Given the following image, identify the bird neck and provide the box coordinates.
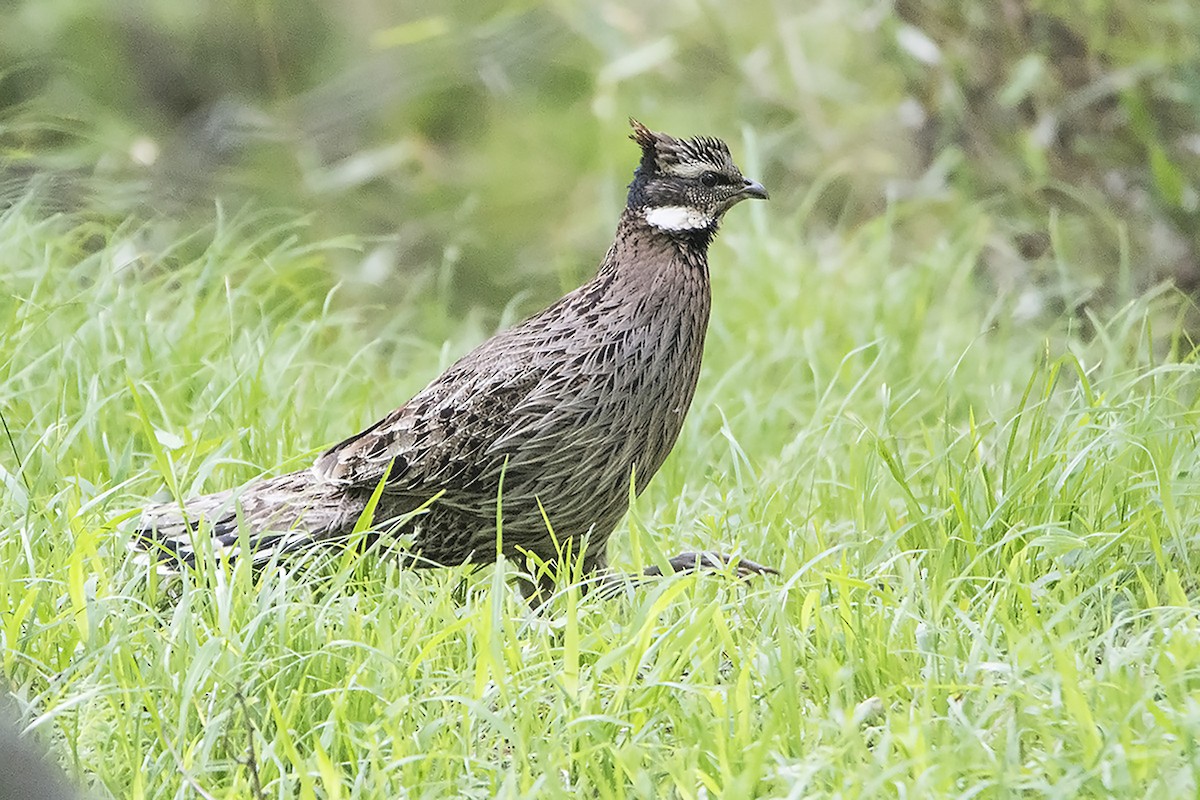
[618,206,717,261]
[576,211,712,313]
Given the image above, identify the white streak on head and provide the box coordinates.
[661,161,712,178]
[644,205,713,231]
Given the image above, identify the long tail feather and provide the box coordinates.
[133,469,367,571]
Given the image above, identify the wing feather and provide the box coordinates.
[312,353,543,496]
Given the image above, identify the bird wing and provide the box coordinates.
[313,280,602,501]
[312,347,544,499]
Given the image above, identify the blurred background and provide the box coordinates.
[1,0,1198,321]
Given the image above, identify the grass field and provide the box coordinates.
[4,140,1200,798]
[3,4,1200,791]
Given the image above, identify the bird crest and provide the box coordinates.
[629,118,732,177]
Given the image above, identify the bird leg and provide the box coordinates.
[517,548,779,608]
[645,551,780,578]
[544,550,778,605]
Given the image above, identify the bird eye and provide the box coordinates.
[700,171,722,188]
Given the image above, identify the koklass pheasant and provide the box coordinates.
[137,119,775,584]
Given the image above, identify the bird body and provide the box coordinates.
[137,120,772,579]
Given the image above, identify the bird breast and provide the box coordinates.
[494,239,713,533]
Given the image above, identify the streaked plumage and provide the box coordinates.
[136,119,775,582]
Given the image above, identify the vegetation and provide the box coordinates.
[3,0,1200,797]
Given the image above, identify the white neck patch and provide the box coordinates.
[644,205,713,231]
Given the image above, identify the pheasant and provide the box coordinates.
[136,119,776,588]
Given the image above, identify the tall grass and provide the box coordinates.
[4,171,1200,797]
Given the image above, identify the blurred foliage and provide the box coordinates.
[894,0,1200,318]
[0,0,1197,322]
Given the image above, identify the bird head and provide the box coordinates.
[626,118,768,235]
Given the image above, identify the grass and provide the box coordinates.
[4,170,1200,799]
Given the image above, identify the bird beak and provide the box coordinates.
[740,178,769,200]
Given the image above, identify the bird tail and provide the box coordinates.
[132,469,367,572]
